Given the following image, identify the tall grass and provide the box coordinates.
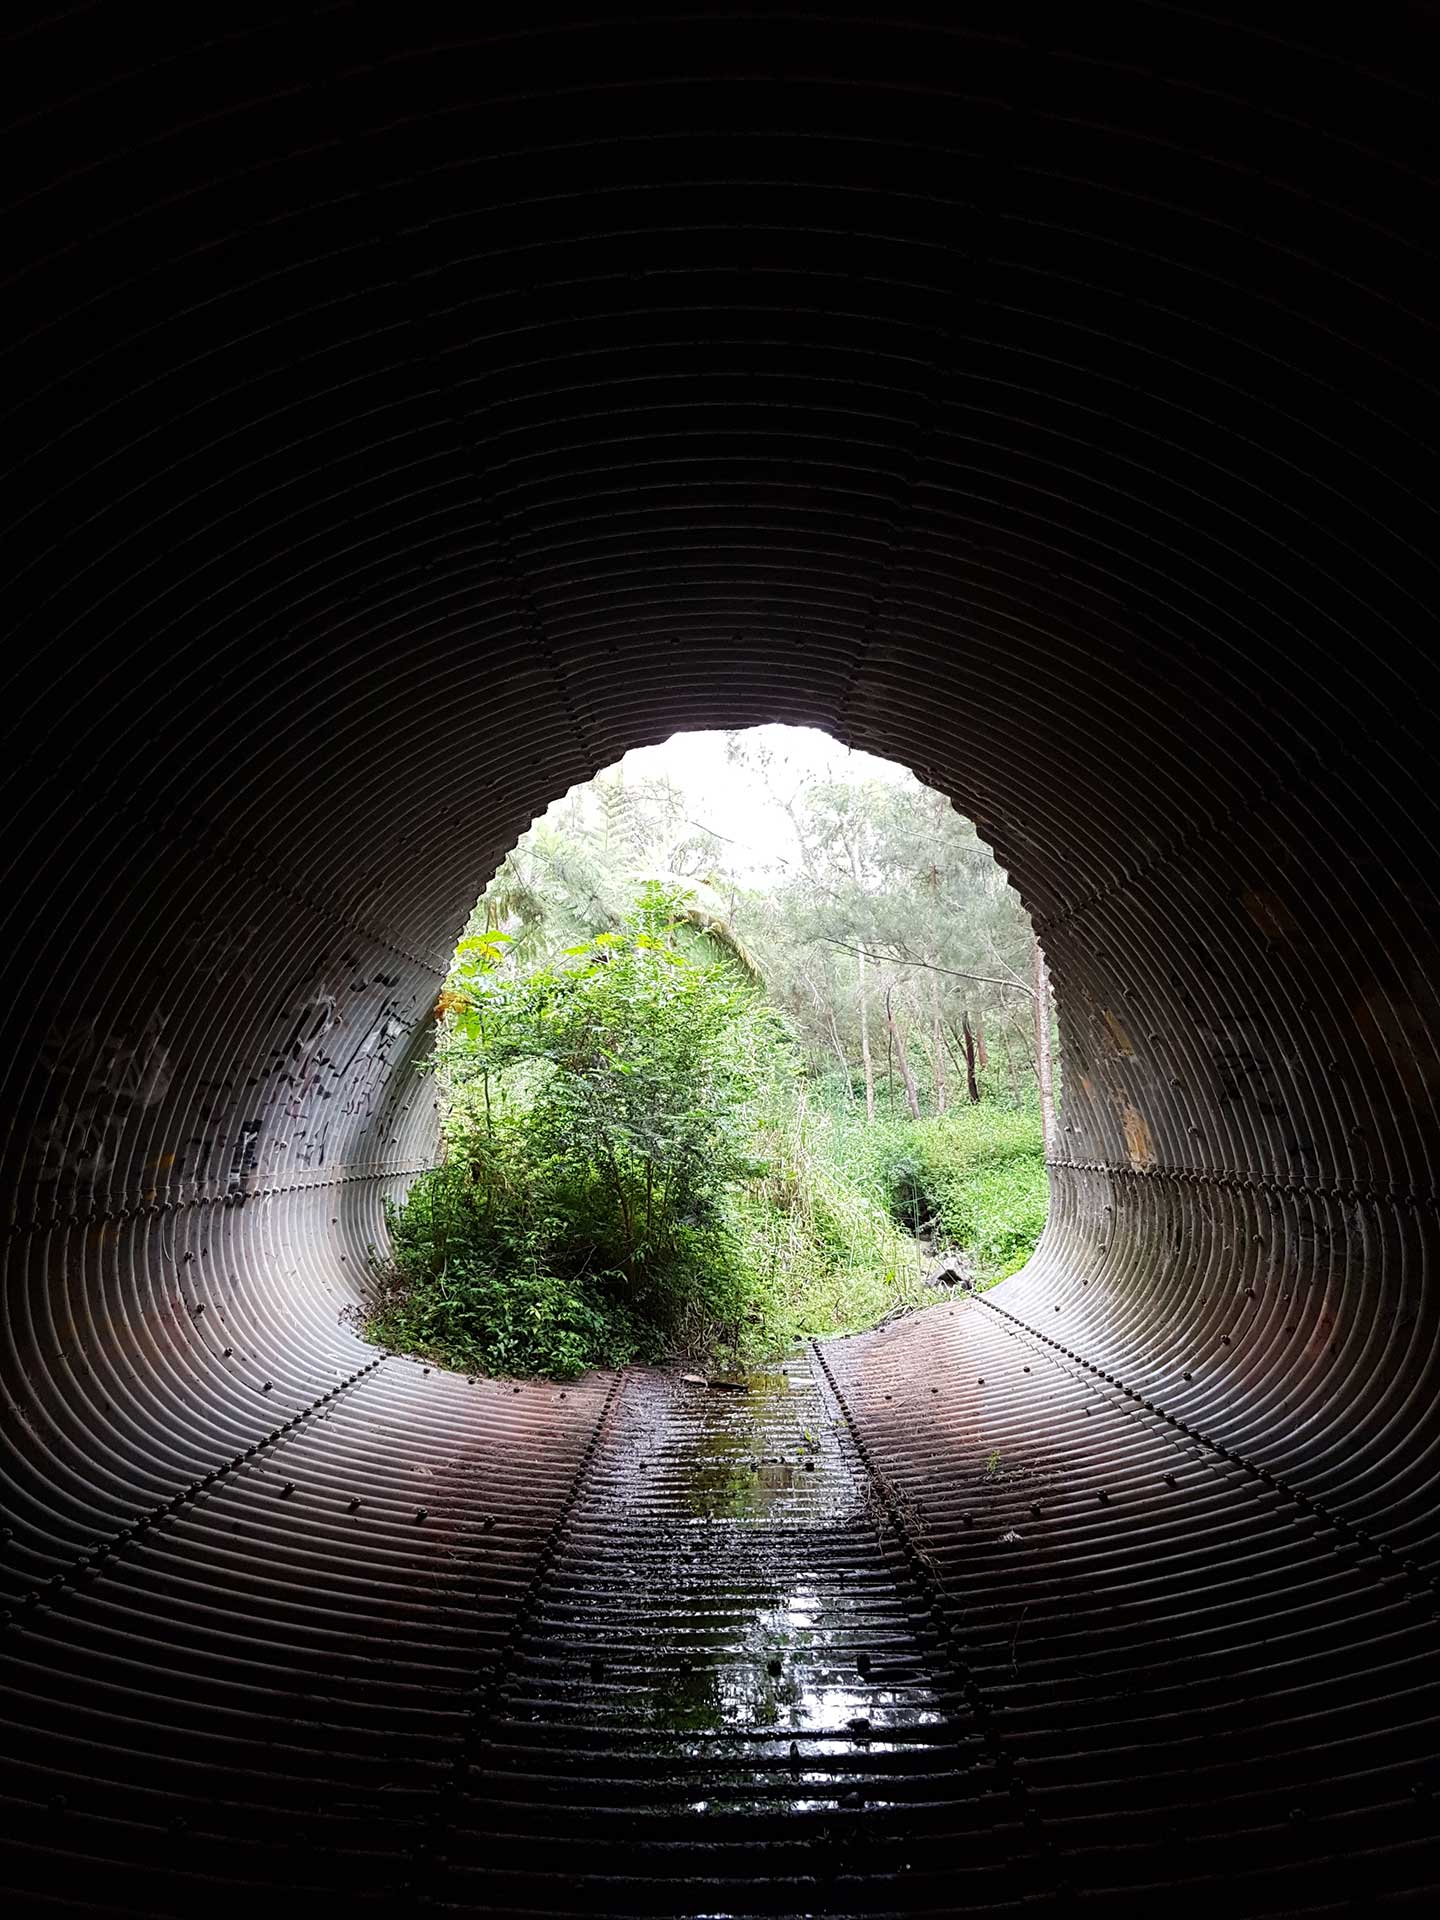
[722,1083,1049,1348]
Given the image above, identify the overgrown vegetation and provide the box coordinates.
[367,731,1056,1379]
[877,1104,1051,1281]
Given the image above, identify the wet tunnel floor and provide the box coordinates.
[436,1353,1005,1916]
[6,1306,1438,1915]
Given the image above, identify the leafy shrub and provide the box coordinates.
[367,1163,657,1379]
[366,889,1049,1379]
[367,888,791,1377]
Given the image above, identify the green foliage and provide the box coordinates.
[797,1090,1048,1286]
[368,888,792,1378]
[917,1105,1052,1282]
[370,1167,651,1378]
[369,730,1054,1380]
[722,1088,929,1346]
[887,1102,1049,1281]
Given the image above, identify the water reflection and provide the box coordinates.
[612,1363,943,1812]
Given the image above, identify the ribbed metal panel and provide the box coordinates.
[824,1300,1440,1909]
[432,1361,988,1914]
[1,1358,612,1911]
[3,5,1440,1909]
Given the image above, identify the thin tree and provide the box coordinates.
[837,815,878,1123]
[929,967,948,1113]
[925,835,948,1113]
[886,982,923,1121]
[961,1011,982,1104]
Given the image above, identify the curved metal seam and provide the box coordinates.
[0,1355,389,1635]
[973,1293,1437,1603]
[450,458,604,778]
[12,1163,435,1236]
[1047,1160,1435,1208]
[836,335,956,732]
[809,1336,1058,1887]
[398,1362,630,1904]
[57,774,450,976]
[1031,740,1330,941]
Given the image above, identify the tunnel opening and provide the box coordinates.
[365,723,1058,1383]
[4,7,1440,1911]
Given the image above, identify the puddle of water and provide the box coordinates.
[674,1367,836,1520]
[595,1364,942,1765]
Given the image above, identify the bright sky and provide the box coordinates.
[590,726,916,882]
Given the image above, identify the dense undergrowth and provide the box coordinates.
[366,890,1048,1379]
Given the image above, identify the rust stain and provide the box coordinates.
[1100,1009,1135,1056]
[1120,1101,1153,1168]
[142,1150,176,1205]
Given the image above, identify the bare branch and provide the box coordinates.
[817,938,1036,997]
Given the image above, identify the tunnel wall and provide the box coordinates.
[3,4,1440,1904]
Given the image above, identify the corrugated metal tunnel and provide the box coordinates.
[3,6,1439,1911]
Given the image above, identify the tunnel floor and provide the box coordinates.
[443,1355,970,1914]
[4,1297,1437,1914]
[411,1296,1440,1915]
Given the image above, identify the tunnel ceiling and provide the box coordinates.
[4,4,1440,1911]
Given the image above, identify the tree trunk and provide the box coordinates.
[925,828,948,1115]
[886,985,923,1120]
[833,817,878,1125]
[856,945,876,1122]
[1001,1024,1021,1105]
[928,966,948,1113]
[961,1011,982,1103]
[975,1013,989,1071]
[827,1008,856,1101]
[1032,934,1057,1156]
